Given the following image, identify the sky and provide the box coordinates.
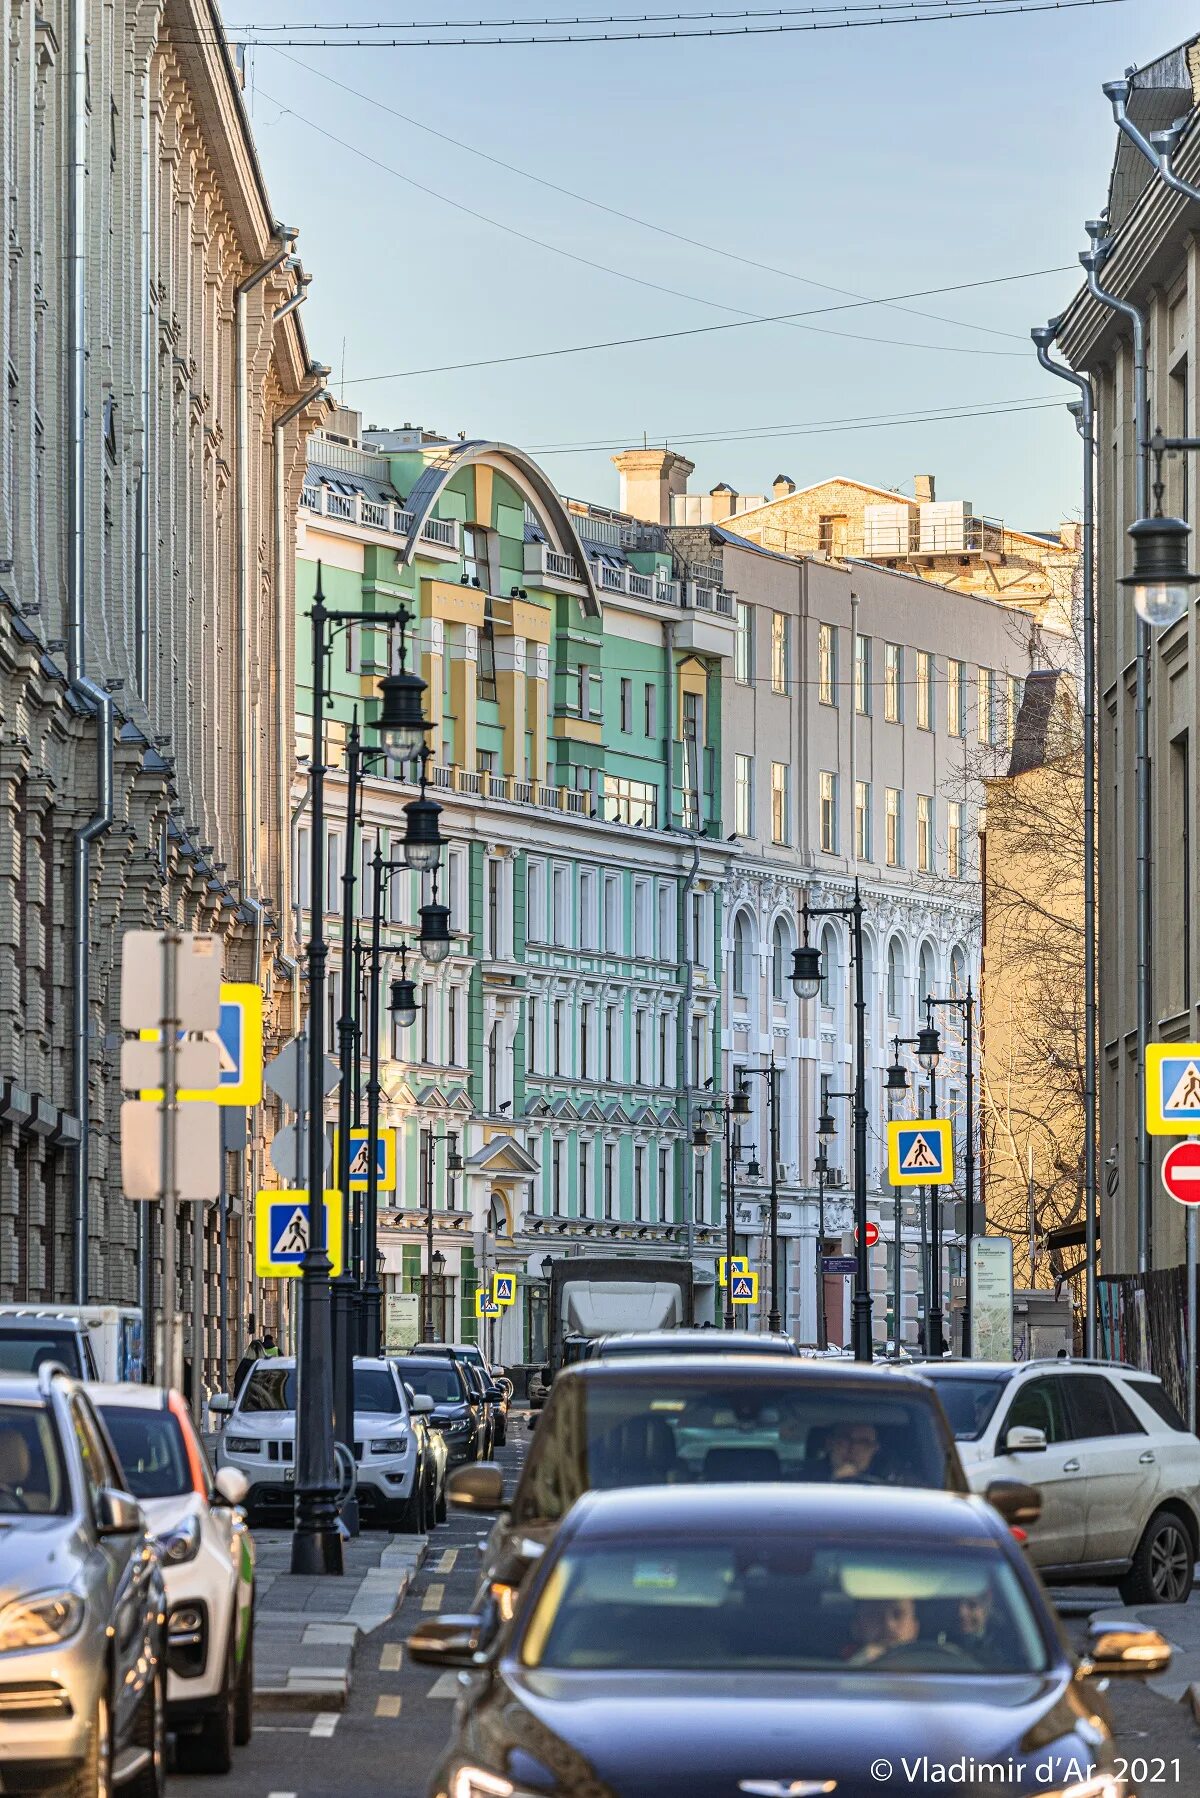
[238,0,1194,528]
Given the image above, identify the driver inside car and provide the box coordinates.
[845,1596,920,1665]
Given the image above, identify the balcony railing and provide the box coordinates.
[684,580,736,616]
[409,765,598,819]
[589,557,683,607]
[300,482,459,552]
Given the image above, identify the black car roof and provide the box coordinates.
[555,1355,936,1392]
[567,1482,1002,1544]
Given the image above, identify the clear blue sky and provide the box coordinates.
[242,0,1194,527]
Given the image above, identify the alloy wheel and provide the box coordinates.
[1150,1520,1193,1602]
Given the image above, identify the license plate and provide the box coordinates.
[282,1468,295,1482]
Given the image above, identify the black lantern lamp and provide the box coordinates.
[916,1023,941,1074]
[431,1249,446,1277]
[446,1132,464,1175]
[402,752,445,872]
[817,1109,835,1145]
[418,870,452,965]
[692,1122,711,1151]
[790,938,822,1001]
[389,946,419,1029]
[1121,512,1198,628]
[746,1157,763,1181]
[885,1056,908,1095]
[730,1084,752,1118]
[541,1254,554,1279]
[375,666,431,760]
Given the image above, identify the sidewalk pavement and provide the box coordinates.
[253,1528,427,1711]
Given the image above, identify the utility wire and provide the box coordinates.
[232,0,1097,30]
[271,48,1025,346]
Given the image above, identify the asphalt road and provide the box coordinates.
[175,1419,1200,1798]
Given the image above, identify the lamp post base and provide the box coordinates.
[767,1309,781,1334]
[290,1509,344,1576]
[330,1274,360,1536]
[927,1308,946,1358]
[851,1294,874,1363]
[362,1278,382,1357]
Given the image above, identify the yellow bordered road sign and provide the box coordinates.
[887,1119,954,1186]
[730,1272,758,1304]
[718,1256,750,1288]
[1146,1043,1200,1135]
[492,1273,517,1306]
[142,983,264,1107]
[476,1290,502,1318]
[255,1190,343,1278]
[335,1127,397,1191]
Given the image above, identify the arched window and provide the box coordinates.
[919,942,936,1006]
[887,939,903,1019]
[950,944,968,995]
[771,918,792,1001]
[819,924,837,1010]
[732,913,751,997]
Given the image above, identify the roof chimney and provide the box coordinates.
[708,482,738,523]
[773,474,796,500]
[914,474,936,505]
[611,447,696,525]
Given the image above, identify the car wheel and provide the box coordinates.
[394,1485,424,1533]
[127,1667,166,1798]
[176,1638,235,1776]
[1119,1510,1195,1605]
[234,1608,254,1747]
[48,1689,112,1798]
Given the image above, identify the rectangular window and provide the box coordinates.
[658,1145,671,1223]
[884,643,902,723]
[579,1141,591,1218]
[603,775,658,828]
[448,986,461,1065]
[735,603,754,684]
[477,614,498,703]
[771,612,790,694]
[325,830,343,913]
[580,1003,591,1078]
[526,859,546,942]
[978,668,994,744]
[947,658,965,737]
[917,795,934,872]
[635,1146,647,1220]
[885,788,902,868]
[605,1004,617,1080]
[734,753,753,837]
[603,875,621,950]
[551,864,570,946]
[819,771,838,854]
[1006,674,1024,749]
[915,650,933,730]
[604,1144,615,1219]
[658,1012,671,1085]
[854,634,871,715]
[771,762,791,846]
[633,880,652,957]
[635,1014,645,1084]
[657,882,676,959]
[552,1139,564,1216]
[553,1000,565,1075]
[619,678,633,733]
[818,514,849,557]
[580,869,598,949]
[644,682,658,737]
[947,801,965,879]
[854,780,871,862]
[818,623,837,706]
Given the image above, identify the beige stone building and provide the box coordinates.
[615,452,1079,635]
[0,0,327,1370]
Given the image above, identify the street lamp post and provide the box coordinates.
[792,881,872,1361]
[925,985,976,1355]
[293,566,428,1578]
[422,1126,462,1340]
[694,1084,751,1331]
[813,1147,829,1351]
[736,1066,781,1332]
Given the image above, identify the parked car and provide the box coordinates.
[450,1356,1039,1618]
[0,1313,100,1381]
[214,1357,435,1531]
[0,1365,166,1798]
[92,1382,255,1774]
[410,1344,509,1447]
[412,1483,1165,1798]
[396,1357,480,1468]
[397,1375,448,1525]
[919,1357,1200,1603]
[589,1328,800,1361]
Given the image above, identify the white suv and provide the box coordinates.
[215,1357,431,1531]
[922,1359,1200,1603]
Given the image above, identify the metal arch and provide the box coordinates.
[398,439,602,617]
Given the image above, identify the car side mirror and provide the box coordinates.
[209,1393,233,1416]
[1002,1425,1047,1454]
[1079,1623,1172,1679]
[984,1479,1042,1529]
[448,1462,505,1512]
[484,1385,505,1403]
[213,1466,250,1507]
[96,1488,145,1537]
[410,1394,435,1416]
[407,1614,487,1668]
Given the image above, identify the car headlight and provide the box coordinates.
[156,1514,202,1566]
[369,1437,408,1455]
[0,1591,84,1651]
[449,1769,514,1798]
[225,1436,261,1454]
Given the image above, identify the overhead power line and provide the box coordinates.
[231,0,1105,29]
[271,48,1026,346]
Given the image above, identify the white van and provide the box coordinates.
[0,1303,144,1381]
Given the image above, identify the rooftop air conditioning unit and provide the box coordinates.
[824,1166,845,1188]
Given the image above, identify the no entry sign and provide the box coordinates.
[854,1221,880,1248]
[1161,1140,1200,1205]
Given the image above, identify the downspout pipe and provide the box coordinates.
[1105,75,1200,207]
[236,226,297,905]
[1081,236,1152,1275]
[68,0,114,1304]
[1031,321,1098,1354]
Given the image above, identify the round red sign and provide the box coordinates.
[1162,1140,1200,1205]
[854,1221,881,1247]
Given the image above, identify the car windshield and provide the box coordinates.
[0,1330,83,1379]
[520,1539,1047,1675]
[0,1403,69,1515]
[99,1406,191,1499]
[402,1364,463,1403]
[240,1367,400,1415]
[921,1376,1007,1441]
[514,1378,956,1524]
[600,1340,792,1358]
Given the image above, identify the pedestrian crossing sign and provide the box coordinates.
[492,1273,517,1307]
[255,1190,343,1278]
[1146,1043,1200,1134]
[475,1290,502,1318]
[334,1127,397,1191]
[140,983,264,1107]
[731,1272,758,1305]
[888,1119,954,1186]
[718,1256,750,1288]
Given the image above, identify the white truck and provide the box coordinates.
[0,1303,144,1381]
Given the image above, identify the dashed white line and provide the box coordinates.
[421,1581,446,1612]
[375,1693,403,1718]
[310,1712,339,1738]
[379,1642,403,1672]
[436,1548,459,1572]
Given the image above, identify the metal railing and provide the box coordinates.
[299,481,458,551]
[414,764,594,819]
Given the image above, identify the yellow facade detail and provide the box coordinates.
[422,579,487,627]
[474,464,494,525]
[553,716,604,744]
[511,599,552,644]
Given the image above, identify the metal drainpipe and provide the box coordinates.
[1106,75,1200,208]
[68,0,114,1304]
[236,229,296,901]
[1081,240,1152,1274]
[1032,322,1098,1354]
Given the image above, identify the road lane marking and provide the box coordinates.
[436,1548,459,1572]
[421,1581,446,1611]
[310,1713,339,1738]
[426,1672,460,1698]
[375,1694,403,1718]
[379,1642,403,1671]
